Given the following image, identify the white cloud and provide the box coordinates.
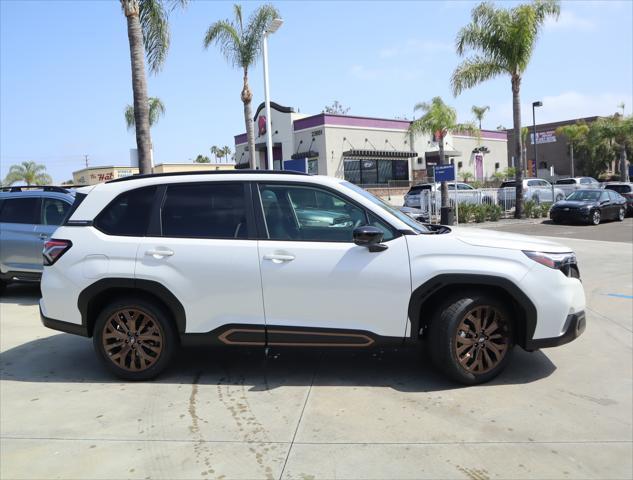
[545,10,595,31]
[378,39,453,59]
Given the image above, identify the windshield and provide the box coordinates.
[341,182,428,233]
[567,190,601,201]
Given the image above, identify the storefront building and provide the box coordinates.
[234,102,508,185]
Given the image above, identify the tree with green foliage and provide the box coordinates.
[574,121,616,179]
[210,145,219,162]
[461,171,474,182]
[555,123,590,177]
[471,105,490,130]
[124,97,166,130]
[204,4,280,169]
[194,155,211,163]
[452,0,560,217]
[595,114,633,181]
[408,97,477,208]
[3,161,52,186]
[120,0,187,174]
[323,101,350,115]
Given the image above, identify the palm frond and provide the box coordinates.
[204,20,242,67]
[242,4,280,69]
[124,96,165,129]
[451,56,505,96]
[139,0,169,73]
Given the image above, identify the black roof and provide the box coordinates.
[0,185,71,193]
[106,169,308,184]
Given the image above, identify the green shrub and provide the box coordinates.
[540,202,552,217]
[524,200,537,218]
[486,203,503,221]
[473,204,487,223]
[457,202,475,223]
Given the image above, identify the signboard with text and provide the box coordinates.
[434,164,456,182]
[530,130,557,144]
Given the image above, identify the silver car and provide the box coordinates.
[0,186,75,292]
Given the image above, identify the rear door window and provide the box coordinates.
[94,186,157,236]
[42,198,71,225]
[556,179,576,185]
[500,181,515,188]
[0,197,40,224]
[161,183,248,239]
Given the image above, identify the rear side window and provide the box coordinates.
[94,186,157,236]
[0,197,40,224]
[606,184,632,194]
[161,183,247,239]
[556,179,576,185]
[42,198,71,225]
[500,181,515,188]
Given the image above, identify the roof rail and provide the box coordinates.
[106,169,309,184]
[0,185,71,193]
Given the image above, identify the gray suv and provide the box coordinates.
[0,186,75,292]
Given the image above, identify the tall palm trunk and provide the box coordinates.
[512,75,524,218]
[124,1,152,175]
[620,145,628,182]
[241,69,257,169]
[439,136,448,207]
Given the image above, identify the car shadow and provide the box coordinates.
[0,332,557,392]
[0,283,41,306]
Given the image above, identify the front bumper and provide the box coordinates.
[550,208,591,222]
[525,311,586,350]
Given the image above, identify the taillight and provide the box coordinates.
[43,239,72,266]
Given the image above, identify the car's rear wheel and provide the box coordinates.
[427,292,514,385]
[617,207,625,221]
[590,209,601,225]
[93,298,177,380]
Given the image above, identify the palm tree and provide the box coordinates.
[596,115,633,181]
[451,0,560,218]
[471,105,490,130]
[124,97,166,130]
[3,161,52,186]
[555,123,590,177]
[120,0,187,174]
[210,145,219,162]
[222,146,232,163]
[204,4,280,169]
[408,97,477,208]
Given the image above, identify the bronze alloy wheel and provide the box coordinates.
[454,305,509,374]
[101,308,164,372]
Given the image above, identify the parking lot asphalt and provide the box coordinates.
[475,216,633,243]
[1,233,632,479]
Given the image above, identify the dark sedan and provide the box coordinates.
[550,189,627,225]
[604,182,633,216]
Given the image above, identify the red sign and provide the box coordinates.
[258,116,267,137]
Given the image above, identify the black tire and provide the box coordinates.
[617,207,625,221]
[93,297,177,380]
[0,280,6,295]
[426,291,514,385]
[590,209,601,225]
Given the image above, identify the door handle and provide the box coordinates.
[145,248,174,258]
[263,253,295,263]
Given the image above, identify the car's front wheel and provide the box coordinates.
[590,209,601,225]
[426,292,514,385]
[617,207,625,221]
[93,297,177,380]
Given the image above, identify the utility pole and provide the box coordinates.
[84,154,89,168]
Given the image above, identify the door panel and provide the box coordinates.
[258,237,411,338]
[0,197,42,273]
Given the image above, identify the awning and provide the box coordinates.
[425,150,462,157]
[291,150,319,160]
[343,149,417,159]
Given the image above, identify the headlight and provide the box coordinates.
[581,204,592,211]
[523,250,580,278]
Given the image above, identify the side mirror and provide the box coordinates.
[353,226,388,252]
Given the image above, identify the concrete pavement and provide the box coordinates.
[1,235,631,479]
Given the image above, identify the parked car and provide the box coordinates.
[497,178,565,206]
[0,186,75,292]
[554,177,600,197]
[399,206,429,223]
[404,182,493,209]
[550,189,627,225]
[40,171,585,385]
[603,182,633,216]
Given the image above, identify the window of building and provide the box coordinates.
[258,184,394,243]
[94,186,157,236]
[343,159,409,185]
[42,198,71,225]
[161,183,247,239]
[0,198,40,224]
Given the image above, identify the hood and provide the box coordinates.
[554,200,596,208]
[450,226,572,253]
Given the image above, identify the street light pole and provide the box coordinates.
[532,101,542,177]
[263,18,283,171]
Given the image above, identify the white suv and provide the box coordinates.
[40,171,586,385]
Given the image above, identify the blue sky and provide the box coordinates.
[1,0,632,182]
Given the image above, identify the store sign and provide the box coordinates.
[311,129,323,137]
[258,116,267,137]
[530,130,557,144]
